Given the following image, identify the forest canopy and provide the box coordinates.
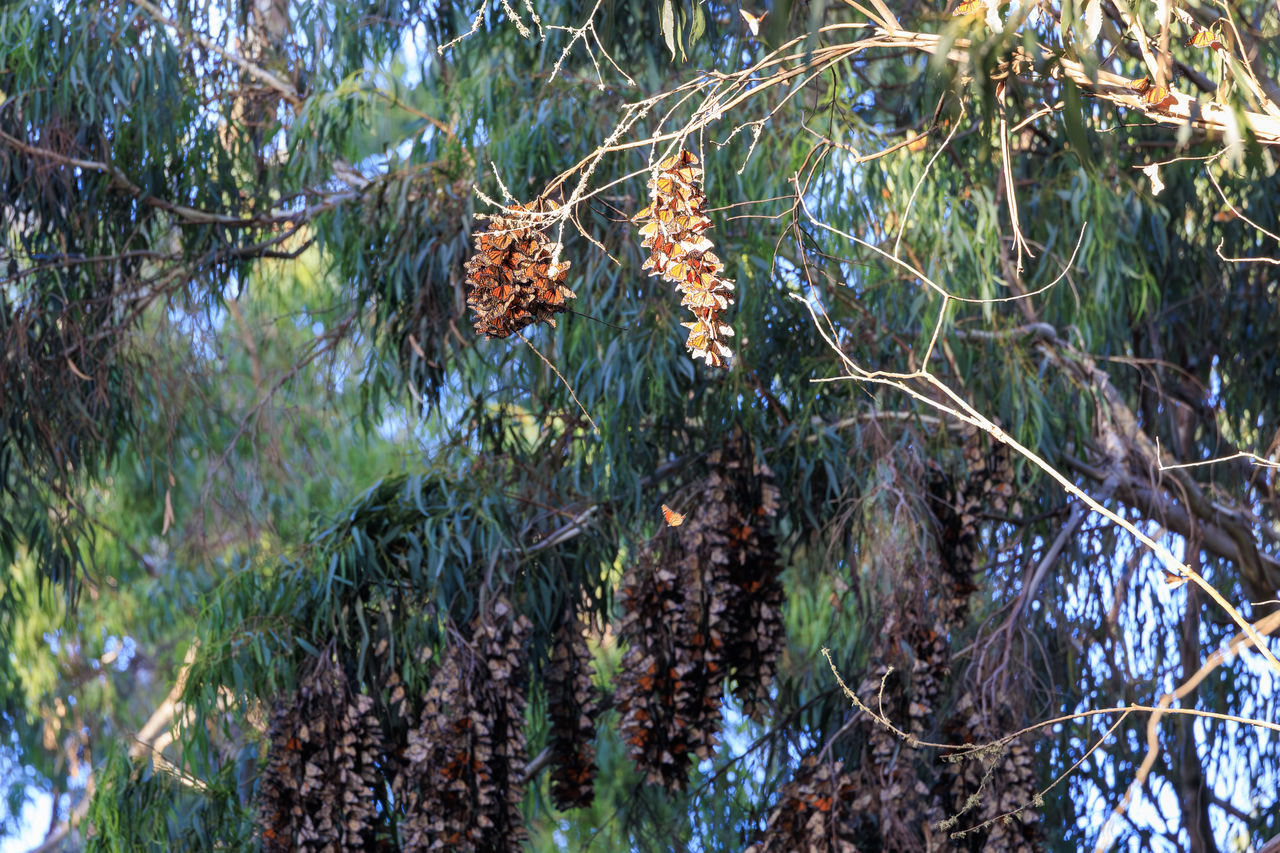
[2,0,1279,851]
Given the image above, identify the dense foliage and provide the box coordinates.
[2,0,1279,851]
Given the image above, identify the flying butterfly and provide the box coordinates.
[661,504,686,527]
[740,8,767,36]
[954,0,985,15]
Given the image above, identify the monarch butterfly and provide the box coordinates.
[479,245,509,265]
[677,213,713,233]
[665,165,701,184]
[684,322,711,351]
[652,175,696,199]
[679,236,715,255]
[664,260,693,280]
[639,220,666,240]
[538,288,566,307]
[690,273,723,292]
[485,266,515,286]
[683,317,734,336]
[641,226,669,245]
[668,264,718,290]
[1186,28,1222,49]
[955,0,984,15]
[661,504,685,526]
[1130,77,1176,108]
[689,336,733,364]
[487,230,515,250]
[633,204,653,222]
[643,249,679,273]
[740,9,766,36]
[658,151,699,171]
[682,290,730,310]
[1143,84,1176,108]
[684,248,722,268]
[684,320,733,356]
[679,256,713,276]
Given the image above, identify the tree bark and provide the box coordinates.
[1177,568,1219,853]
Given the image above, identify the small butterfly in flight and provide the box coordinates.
[661,504,686,527]
[740,9,766,36]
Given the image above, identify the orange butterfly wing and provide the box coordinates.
[1186,28,1222,49]
[661,504,685,526]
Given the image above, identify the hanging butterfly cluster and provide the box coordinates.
[635,150,736,367]
[258,654,384,852]
[615,433,782,790]
[543,604,600,811]
[744,756,869,853]
[395,601,532,852]
[465,199,575,338]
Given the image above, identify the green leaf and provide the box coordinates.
[690,5,706,47]
[1062,79,1092,168]
[661,0,676,60]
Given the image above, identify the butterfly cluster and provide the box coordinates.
[543,604,600,811]
[744,756,865,853]
[396,601,532,852]
[258,655,384,851]
[465,199,575,338]
[616,434,782,790]
[635,150,736,368]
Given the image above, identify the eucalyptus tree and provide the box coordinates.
[2,1,1279,851]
